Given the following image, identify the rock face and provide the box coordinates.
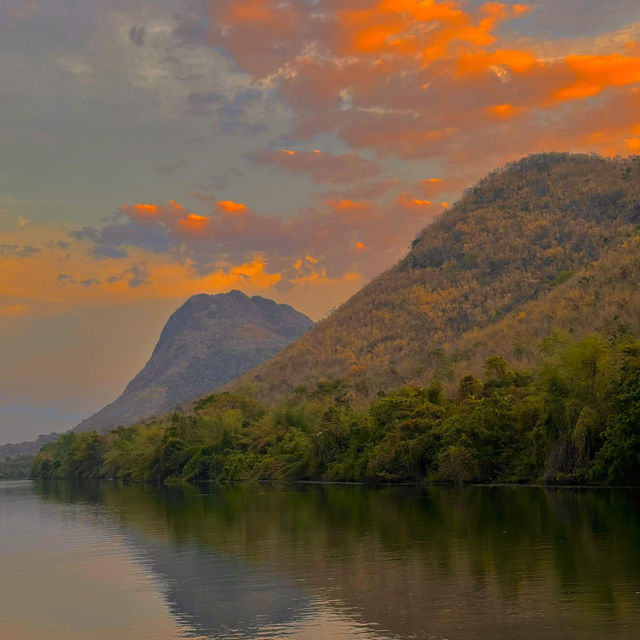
[74,290,313,433]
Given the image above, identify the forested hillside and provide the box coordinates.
[231,153,640,399]
[31,332,640,485]
[32,153,640,486]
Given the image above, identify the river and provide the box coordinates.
[1,480,639,639]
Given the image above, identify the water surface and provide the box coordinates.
[1,480,640,639]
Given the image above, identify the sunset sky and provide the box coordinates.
[2,0,640,441]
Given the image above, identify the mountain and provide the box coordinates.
[0,433,59,461]
[74,290,313,433]
[34,154,640,485]
[230,153,640,399]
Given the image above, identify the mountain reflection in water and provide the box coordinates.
[12,482,640,639]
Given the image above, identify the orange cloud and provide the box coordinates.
[226,0,278,24]
[457,49,537,75]
[336,0,530,61]
[626,138,640,152]
[122,200,186,226]
[178,213,210,234]
[555,54,640,102]
[289,267,361,289]
[486,103,524,119]
[205,0,640,170]
[217,200,248,215]
[325,199,370,212]
[131,203,160,216]
[207,0,301,76]
[397,195,433,210]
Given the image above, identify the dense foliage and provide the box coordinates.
[0,455,34,479]
[33,332,640,485]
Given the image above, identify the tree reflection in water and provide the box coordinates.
[35,482,640,640]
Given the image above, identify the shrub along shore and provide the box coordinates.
[32,331,640,486]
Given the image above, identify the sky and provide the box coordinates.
[1,0,640,443]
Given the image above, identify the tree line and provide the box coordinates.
[31,329,640,486]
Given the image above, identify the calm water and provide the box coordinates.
[1,481,640,639]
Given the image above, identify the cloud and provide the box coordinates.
[129,24,146,47]
[252,149,382,184]
[0,220,287,320]
[57,274,100,287]
[0,303,28,317]
[126,263,150,287]
[320,178,402,201]
[186,88,267,133]
[217,200,248,215]
[200,0,640,178]
[56,56,95,78]
[0,243,40,258]
[0,0,39,20]
[72,187,441,293]
[153,159,191,175]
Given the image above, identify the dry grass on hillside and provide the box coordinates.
[229,153,640,400]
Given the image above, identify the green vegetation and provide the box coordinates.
[0,455,34,479]
[33,332,640,485]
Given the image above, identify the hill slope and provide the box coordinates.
[0,433,59,461]
[75,291,313,432]
[231,153,640,398]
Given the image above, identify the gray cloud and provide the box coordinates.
[129,24,145,47]
[73,221,172,257]
[0,243,41,257]
[56,273,100,287]
[153,159,191,175]
[126,262,150,287]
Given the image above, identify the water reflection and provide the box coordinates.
[124,532,309,638]
[31,482,640,639]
